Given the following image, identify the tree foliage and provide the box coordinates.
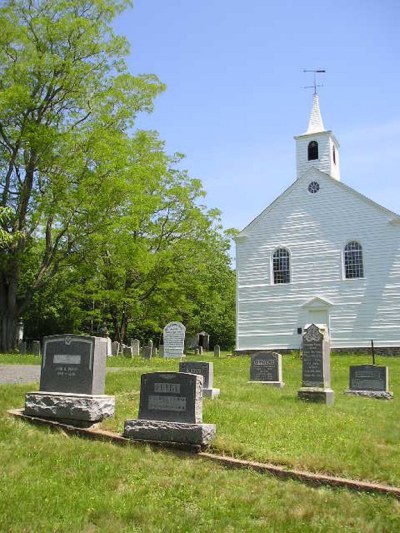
[0,0,236,352]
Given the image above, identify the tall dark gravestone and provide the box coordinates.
[179,361,220,398]
[24,335,115,424]
[298,324,334,404]
[346,365,393,399]
[249,352,284,388]
[123,372,216,446]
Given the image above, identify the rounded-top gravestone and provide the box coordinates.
[163,322,186,359]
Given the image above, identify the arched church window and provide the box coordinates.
[344,241,364,279]
[332,145,336,164]
[273,248,290,284]
[308,141,318,160]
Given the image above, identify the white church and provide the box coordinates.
[235,94,400,354]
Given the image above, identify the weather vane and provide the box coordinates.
[303,69,326,95]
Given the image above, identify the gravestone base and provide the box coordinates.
[345,389,393,400]
[248,380,285,388]
[297,387,334,405]
[203,387,220,399]
[123,419,216,445]
[24,392,115,422]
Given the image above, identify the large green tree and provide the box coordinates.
[0,0,164,351]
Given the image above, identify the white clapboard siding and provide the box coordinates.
[236,170,400,350]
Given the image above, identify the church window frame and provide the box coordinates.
[343,241,364,279]
[272,247,291,284]
[308,141,319,161]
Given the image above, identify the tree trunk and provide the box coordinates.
[0,273,19,353]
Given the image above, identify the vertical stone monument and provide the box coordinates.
[249,352,284,388]
[131,339,140,356]
[111,341,120,356]
[143,345,152,359]
[179,361,220,398]
[163,322,186,359]
[24,334,115,423]
[346,365,393,399]
[31,340,41,355]
[213,345,220,358]
[123,372,216,445]
[298,324,334,404]
[123,345,133,358]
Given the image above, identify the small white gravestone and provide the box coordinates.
[163,322,186,359]
[131,339,140,356]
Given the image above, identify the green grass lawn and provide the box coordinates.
[1,352,400,531]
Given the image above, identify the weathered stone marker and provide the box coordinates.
[179,361,220,398]
[111,341,120,356]
[143,345,152,359]
[123,345,133,358]
[123,372,216,445]
[346,365,393,399]
[24,334,115,423]
[249,351,284,388]
[131,339,140,356]
[163,321,186,359]
[213,344,220,358]
[298,324,334,404]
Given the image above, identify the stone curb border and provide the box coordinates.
[8,409,400,499]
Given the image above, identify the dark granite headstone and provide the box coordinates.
[179,361,220,398]
[350,365,388,391]
[39,335,106,395]
[345,365,392,399]
[123,371,216,445]
[301,325,330,388]
[179,361,213,388]
[249,352,283,386]
[138,372,202,423]
[24,334,114,423]
[298,324,334,404]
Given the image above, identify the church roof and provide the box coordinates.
[305,93,325,134]
[237,169,400,237]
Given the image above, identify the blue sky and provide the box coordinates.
[114,0,400,234]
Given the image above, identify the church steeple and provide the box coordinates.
[294,94,341,181]
[306,94,325,134]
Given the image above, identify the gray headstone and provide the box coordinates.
[345,365,392,399]
[301,324,331,388]
[159,345,164,358]
[179,361,220,398]
[31,340,41,355]
[20,341,26,355]
[39,334,107,395]
[163,322,186,359]
[298,324,334,404]
[214,345,220,358]
[105,337,112,357]
[198,346,203,355]
[179,361,214,389]
[111,341,120,356]
[249,352,284,387]
[131,339,140,356]
[123,346,133,358]
[349,365,388,391]
[143,345,152,359]
[138,372,203,423]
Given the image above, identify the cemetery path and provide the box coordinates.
[0,365,120,385]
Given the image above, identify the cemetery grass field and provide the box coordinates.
[1,353,400,531]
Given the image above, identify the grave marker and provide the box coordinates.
[249,352,284,388]
[163,322,186,359]
[346,365,393,399]
[298,324,334,404]
[123,372,216,445]
[213,345,220,358]
[24,334,115,423]
[179,361,220,398]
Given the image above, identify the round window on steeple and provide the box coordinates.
[308,181,320,194]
